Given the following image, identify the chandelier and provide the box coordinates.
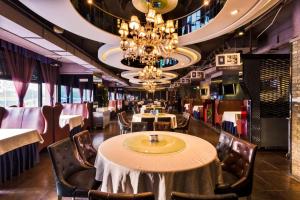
[118,3,178,66]
[138,65,162,80]
[143,81,157,93]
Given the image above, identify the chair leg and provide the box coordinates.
[57,196,62,200]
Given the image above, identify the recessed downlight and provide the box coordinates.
[230,9,239,16]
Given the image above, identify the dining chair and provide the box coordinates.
[171,192,238,200]
[88,190,155,200]
[141,117,155,131]
[48,138,101,200]
[216,131,235,162]
[215,137,257,199]
[154,122,172,131]
[117,113,131,134]
[73,130,97,167]
[157,117,172,122]
[176,113,190,133]
[131,122,149,132]
[121,111,131,125]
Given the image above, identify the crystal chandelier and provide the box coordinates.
[143,81,157,93]
[118,4,178,66]
[138,65,162,80]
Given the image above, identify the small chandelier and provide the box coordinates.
[143,81,157,93]
[138,65,162,80]
[118,5,178,66]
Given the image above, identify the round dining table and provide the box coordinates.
[132,113,177,129]
[94,131,222,200]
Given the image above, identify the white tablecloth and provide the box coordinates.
[184,104,190,111]
[0,129,44,155]
[94,131,221,200]
[193,105,203,112]
[59,115,83,130]
[132,113,177,129]
[222,111,242,126]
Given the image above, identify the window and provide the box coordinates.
[0,79,18,107]
[42,83,57,105]
[82,89,92,102]
[60,85,68,103]
[72,87,81,103]
[24,83,39,107]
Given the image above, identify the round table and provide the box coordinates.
[140,105,164,114]
[94,131,222,200]
[132,113,177,129]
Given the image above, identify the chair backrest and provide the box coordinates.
[0,107,23,128]
[121,111,130,124]
[154,122,171,131]
[88,190,155,200]
[216,131,235,161]
[22,107,45,134]
[131,122,148,132]
[73,130,97,166]
[48,138,83,182]
[171,192,238,200]
[157,117,171,122]
[141,117,155,131]
[223,137,257,180]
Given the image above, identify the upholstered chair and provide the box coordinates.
[216,131,235,162]
[176,113,190,133]
[121,111,131,125]
[73,130,97,167]
[117,113,131,134]
[131,122,148,132]
[215,138,258,199]
[171,192,238,200]
[141,117,155,131]
[88,190,155,200]
[154,122,172,131]
[48,138,101,200]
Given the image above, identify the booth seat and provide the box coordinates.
[0,106,70,151]
[60,103,92,130]
[214,100,248,136]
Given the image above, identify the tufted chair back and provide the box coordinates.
[171,192,238,200]
[48,138,84,185]
[216,131,234,162]
[88,190,155,200]
[154,122,171,131]
[73,130,97,167]
[131,122,148,132]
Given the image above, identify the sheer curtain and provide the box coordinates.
[3,48,35,107]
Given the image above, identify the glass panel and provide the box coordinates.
[42,83,57,105]
[0,79,18,107]
[24,83,39,107]
[60,85,68,103]
[73,88,81,103]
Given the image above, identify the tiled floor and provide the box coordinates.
[1,118,300,200]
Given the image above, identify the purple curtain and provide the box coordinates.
[3,48,35,107]
[41,63,59,106]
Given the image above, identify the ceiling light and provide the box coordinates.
[53,26,64,34]
[87,0,93,4]
[203,0,210,6]
[230,9,239,16]
[238,31,244,36]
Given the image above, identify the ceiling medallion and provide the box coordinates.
[118,0,178,84]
